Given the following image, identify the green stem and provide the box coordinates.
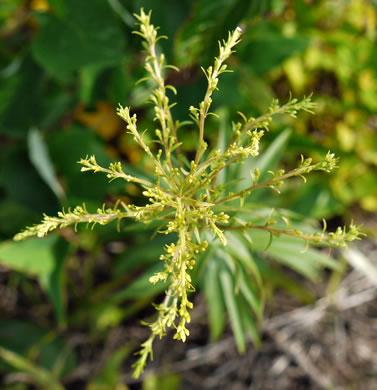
[220,223,353,248]
[214,166,310,205]
[225,102,295,157]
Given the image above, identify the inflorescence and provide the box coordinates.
[14,9,365,378]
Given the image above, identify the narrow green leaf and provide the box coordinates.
[220,243,263,320]
[248,229,340,281]
[219,264,246,353]
[79,65,104,104]
[238,267,263,320]
[28,128,66,204]
[269,246,318,280]
[226,231,263,288]
[252,128,292,182]
[203,257,226,341]
[236,128,291,193]
[239,295,261,348]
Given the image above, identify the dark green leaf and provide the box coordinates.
[0,144,59,215]
[0,57,45,137]
[113,234,174,276]
[32,0,126,79]
[0,199,39,238]
[47,126,113,202]
[111,263,165,301]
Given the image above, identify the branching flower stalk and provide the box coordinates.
[14,9,365,378]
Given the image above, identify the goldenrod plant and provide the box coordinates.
[15,9,364,378]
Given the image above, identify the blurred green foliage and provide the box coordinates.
[264,0,377,212]
[0,0,375,388]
